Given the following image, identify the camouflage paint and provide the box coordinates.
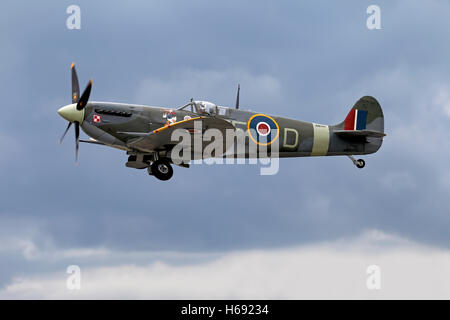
[78,96,385,161]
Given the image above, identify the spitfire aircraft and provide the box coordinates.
[58,64,386,181]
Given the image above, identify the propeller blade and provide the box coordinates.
[75,121,80,165]
[76,79,92,110]
[71,63,80,103]
[59,122,72,144]
[235,84,240,110]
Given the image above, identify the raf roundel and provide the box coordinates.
[247,114,279,146]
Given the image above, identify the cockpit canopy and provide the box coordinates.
[178,100,229,116]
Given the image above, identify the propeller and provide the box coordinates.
[58,122,72,144]
[71,62,80,103]
[235,84,240,109]
[58,63,92,165]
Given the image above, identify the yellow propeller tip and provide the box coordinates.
[71,62,75,69]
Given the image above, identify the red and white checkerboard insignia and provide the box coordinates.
[93,115,101,123]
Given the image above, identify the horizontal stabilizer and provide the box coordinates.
[333,130,386,138]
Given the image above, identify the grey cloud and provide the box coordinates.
[1,230,449,299]
[1,0,450,297]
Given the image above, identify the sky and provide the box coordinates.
[1,0,450,299]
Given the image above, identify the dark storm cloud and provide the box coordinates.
[1,0,450,286]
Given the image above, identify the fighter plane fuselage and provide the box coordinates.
[77,99,383,159]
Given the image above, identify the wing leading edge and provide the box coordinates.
[128,116,235,154]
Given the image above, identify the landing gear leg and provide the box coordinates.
[150,159,174,181]
[348,155,365,169]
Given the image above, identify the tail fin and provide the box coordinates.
[334,96,384,133]
[331,96,385,155]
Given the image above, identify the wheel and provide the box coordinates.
[151,159,173,181]
[356,159,365,169]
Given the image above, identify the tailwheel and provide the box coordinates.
[150,159,173,181]
[348,155,366,169]
[356,159,365,169]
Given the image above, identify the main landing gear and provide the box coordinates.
[126,153,174,181]
[148,159,173,181]
[348,155,365,169]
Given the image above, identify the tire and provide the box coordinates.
[151,159,173,181]
[356,159,365,169]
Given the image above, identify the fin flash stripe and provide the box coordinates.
[345,109,368,131]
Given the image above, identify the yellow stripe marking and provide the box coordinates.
[153,116,204,134]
